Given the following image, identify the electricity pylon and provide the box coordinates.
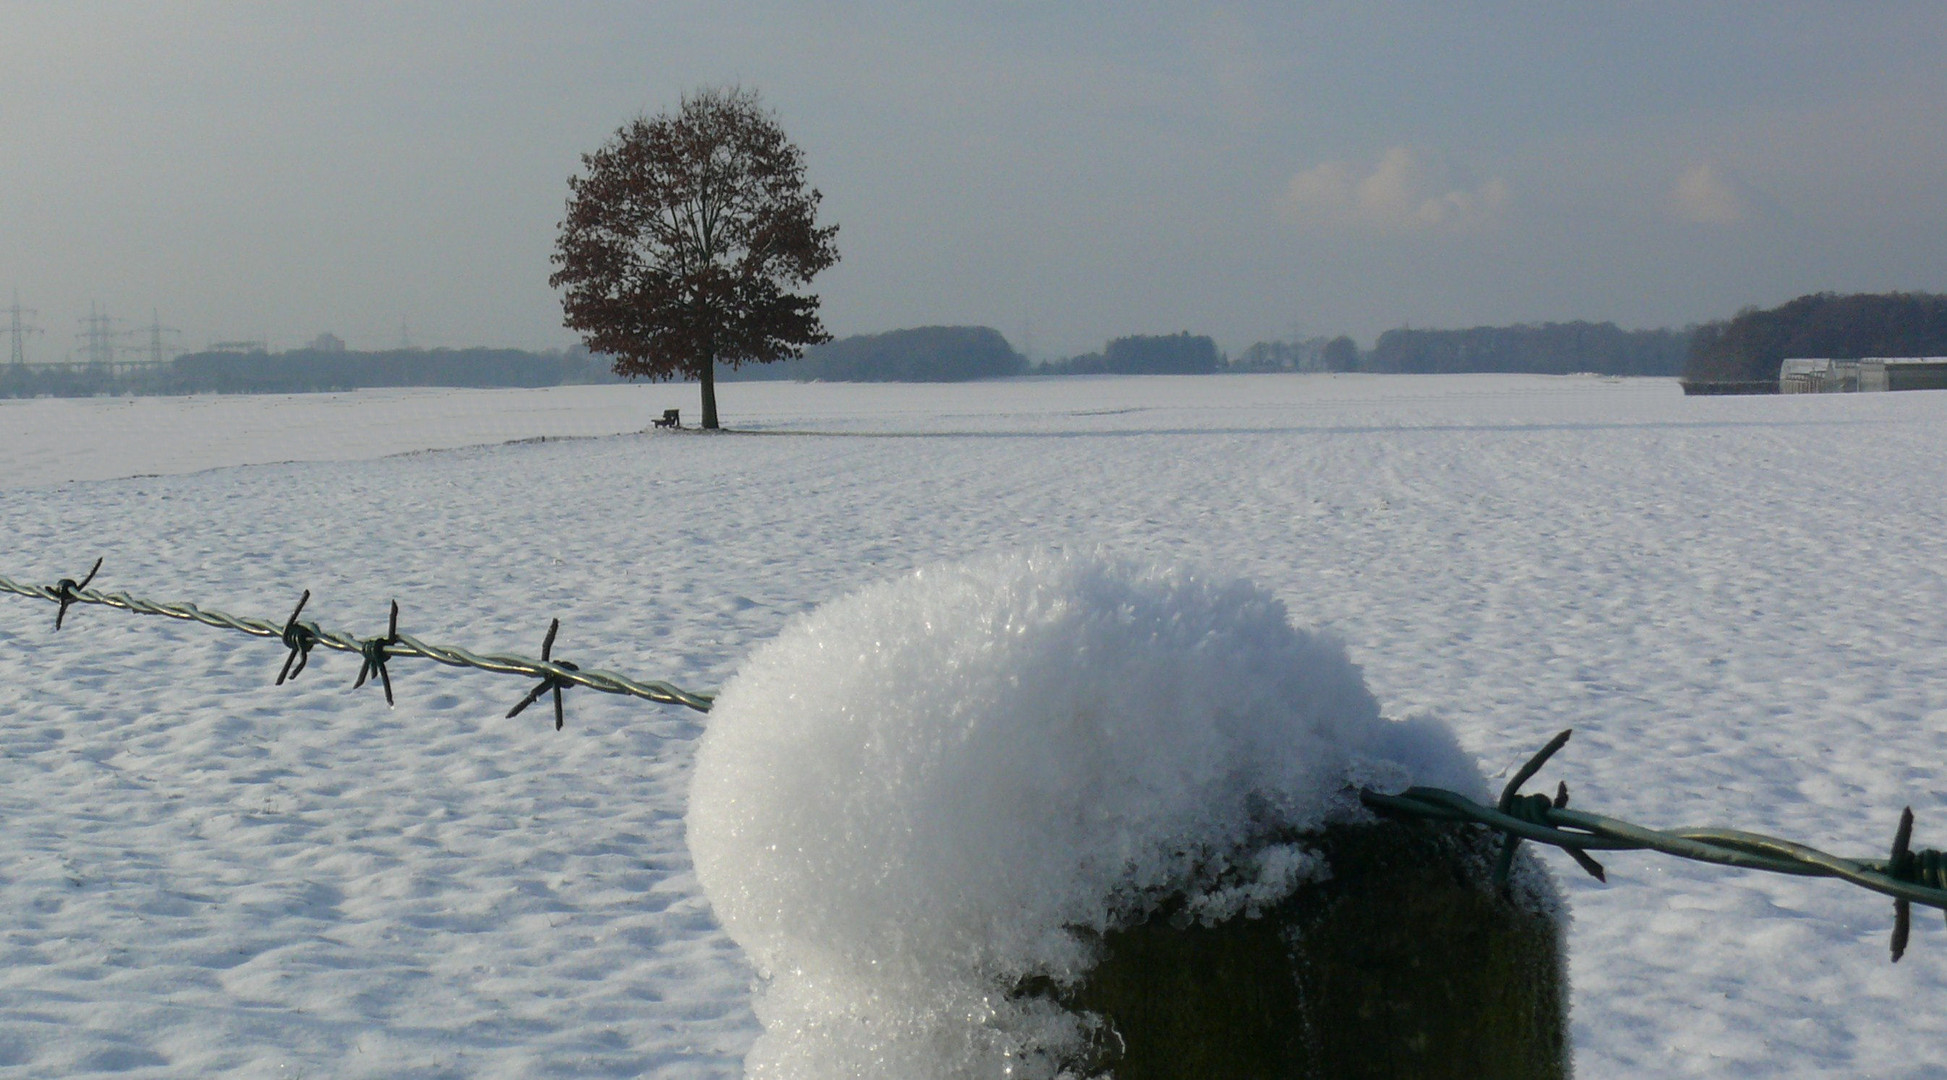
[76,303,116,366]
[127,309,181,365]
[6,290,40,365]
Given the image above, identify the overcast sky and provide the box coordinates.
[5,3,1947,359]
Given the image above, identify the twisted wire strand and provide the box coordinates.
[0,573,714,713]
[10,570,1946,955]
[1362,788,1947,911]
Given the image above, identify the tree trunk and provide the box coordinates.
[699,353,720,429]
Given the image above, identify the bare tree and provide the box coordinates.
[551,87,839,429]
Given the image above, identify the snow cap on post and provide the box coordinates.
[688,552,1559,1078]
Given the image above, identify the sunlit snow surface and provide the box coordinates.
[2,374,1946,1077]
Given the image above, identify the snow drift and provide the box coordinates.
[687,551,1487,1078]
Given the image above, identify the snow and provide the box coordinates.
[0,384,670,490]
[687,551,1486,1079]
[2,373,1946,1077]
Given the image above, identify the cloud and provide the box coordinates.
[1279,147,1510,233]
[1672,163,1753,225]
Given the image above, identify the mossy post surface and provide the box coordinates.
[1061,820,1567,1080]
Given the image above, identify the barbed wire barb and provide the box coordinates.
[53,557,102,631]
[275,590,317,685]
[352,600,401,706]
[506,618,578,731]
[1890,806,1920,961]
[1492,728,1579,890]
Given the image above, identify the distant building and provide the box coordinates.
[308,332,346,353]
[1780,358,1851,392]
[1780,357,1947,393]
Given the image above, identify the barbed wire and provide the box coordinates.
[1,561,715,722]
[1362,729,1947,962]
[4,564,1944,959]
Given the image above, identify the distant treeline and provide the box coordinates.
[1037,332,1223,375]
[0,328,1028,398]
[31,298,1944,399]
[1364,322,1689,376]
[1230,336,1360,373]
[720,325,1024,382]
[1684,292,1947,393]
[1034,324,1684,378]
[0,347,620,398]
[174,346,623,393]
[0,322,1688,399]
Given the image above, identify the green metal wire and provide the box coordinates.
[1362,787,1947,906]
[0,569,715,713]
[1362,729,1947,961]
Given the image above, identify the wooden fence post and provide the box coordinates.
[1054,819,1568,1079]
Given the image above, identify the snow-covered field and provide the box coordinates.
[3,373,1945,1078]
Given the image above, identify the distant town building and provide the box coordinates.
[1780,357,1947,393]
[308,332,346,353]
